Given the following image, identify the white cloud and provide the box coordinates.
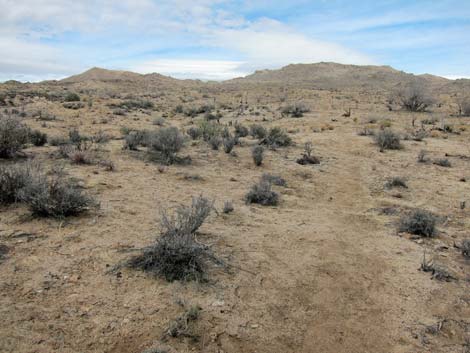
[131,59,248,80]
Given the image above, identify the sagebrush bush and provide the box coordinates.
[0,117,30,158]
[261,173,287,187]
[296,142,320,165]
[252,145,264,166]
[399,209,437,237]
[385,177,408,189]
[234,122,249,137]
[29,129,48,146]
[148,127,185,164]
[199,121,221,142]
[250,124,267,139]
[128,196,218,281]
[374,129,402,151]
[0,163,37,205]
[19,173,97,218]
[261,127,292,148]
[282,102,310,117]
[245,179,279,206]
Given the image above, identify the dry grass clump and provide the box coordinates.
[0,117,30,158]
[399,209,438,237]
[165,305,201,340]
[245,179,279,206]
[128,196,220,282]
[374,129,402,151]
[385,177,408,189]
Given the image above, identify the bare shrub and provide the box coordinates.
[19,173,97,218]
[249,124,267,139]
[245,179,279,206]
[357,127,375,136]
[399,210,437,237]
[296,142,320,165]
[0,163,37,205]
[0,117,30,158]
[148,127,185,164]
[252,145,264,166]
[374,129,402,151]
[393,83,434,112]
[128,196,219,282]
[124,130,146,150]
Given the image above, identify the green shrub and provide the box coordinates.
[64,92,80,102]
[250,124,267,139]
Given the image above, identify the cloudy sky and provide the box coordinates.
[1,0,469,82]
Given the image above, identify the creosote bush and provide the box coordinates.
[252,145,264,166]
[245,179,279,206]
[0,117,30,158]
[399,209,437,237]
[128,196,220,282]
[374,129,402,151]
[18,172,97,218]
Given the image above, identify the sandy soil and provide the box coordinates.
[0,83,469,353]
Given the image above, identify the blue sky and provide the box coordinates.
[1,0,469,81]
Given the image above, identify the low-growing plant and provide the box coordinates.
[64,92,80,102]
[296,142,320,165]
[245,179,279,206]
[385,177,408,189]
[374,129,402,151]
[29,129,48,146]
[0,163,37,205]
[261,173,287,187]
[399,209,437,237]
[153,117,166,126]
[19,172,97,218]
[417,150,429,163]
[261,127,292,148]
[250,124,267,139]
[234,122,249,137]
[461,239,470,258]
[281,102,310,117]
[127,196,219,282]
[209,136,222,150]
[148,127,185,164]
[223,136,235,153]
[0,117,30,158]
[433,158,451,167]
[165,305,201,339]
[187,127,202,140]
[223,201,234,214]
[252,145,264,166]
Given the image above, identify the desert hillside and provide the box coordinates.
[0,63,469,353]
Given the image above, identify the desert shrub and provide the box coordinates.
[374,129,402,151]
[123,130,146,150]
[357,127,375,136]
[223,136,235,153]
[223,201,234,214]
[393,83,434,112]
[99,159,115,171]
[116,99,154,110]
[148,127,185,164]
[209,136,222,150]
[250,124,267,139]
[0,163,37,205]
[417,150,429,163]
[91,130,110,144]
[296,142,320,165]
[153,117,165,126]
[245,179,279,206]
[187,126,202,140]
[165,305,201,339]
[433,158,451,167]
[399,209,437,237]
[67,148,94,165]
[457,96,470,116]
[461,239,470,258]
[282,102,310,117]
[234,122,249,137]
[64,92,80,102]
[252,145,264,166]
[0,117,30,158]
[128,196,218,282]
[29,129,48,146]
[261,173,287,187]
[63,102,84,109]
[49,136,69,146]
[19,173,96,218]
[385,177,408,189]
[261,127,292,148]
[199,120,221,142]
